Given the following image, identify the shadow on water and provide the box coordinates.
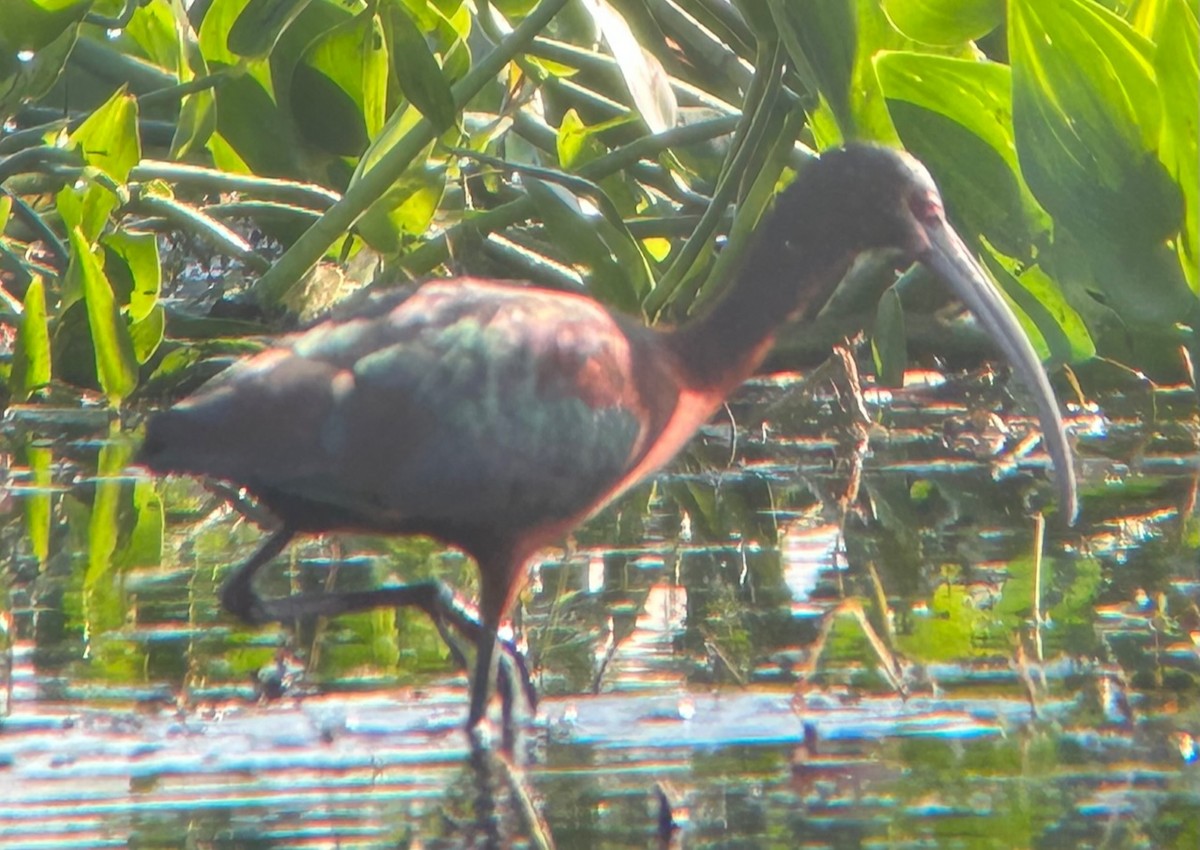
[2,368,1199,848]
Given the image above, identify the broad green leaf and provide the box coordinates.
[0,13,78,124]
[382,2,457,132]
[1156,0,1199,291]
[557,109,605,171]
[103,230,161,321]
[1010,0,1182,248]
[355,163,446,253]
[70,88,140,182]
[0,0,91,54]
[199,0,254,65]
[291,10,389,156]
[770,0,857,136]
[57,90,140,242]
[117,481,163,570]
[10,275,52,400]
[871,286,907,388]
[210,70,298,175]
[23,441,52,566]
[397,0,471,84]
[123,0,185,73]
[227,0,313,58]
[208,132,253,175]
[557,110,638,214]
[354,100,423,182]
[585,0,677,134]
[70,227,138,404]
[876,54,1015,167]
[84,422,135,644]
[200,0,299,172]
[876,53,1051,259]
[143,0,219,158]
[129,304,165,364]
[173,86,218,160]
[881,0,1003,45]
[981,247,1095,365]
[56,181,113,245]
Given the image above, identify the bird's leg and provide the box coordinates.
[220,527,296,625]
[219,546,535,725]
[467,610,500,731]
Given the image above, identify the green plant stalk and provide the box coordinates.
[70,37,177,94]
[253,0,573,306]
[691,103,811,312]
[203,201,323,223]
[138,72,231,109]
[2,188,70,270]
[399,115,741,277]
[528,36,740,115]
[643,39,784,318]
[132,193,270,273]
[131,161,341,208]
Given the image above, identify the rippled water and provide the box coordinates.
[2,368,1199,848]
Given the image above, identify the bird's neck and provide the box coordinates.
[669,219,853,394]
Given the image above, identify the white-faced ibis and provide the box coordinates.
[138,144,1077,733]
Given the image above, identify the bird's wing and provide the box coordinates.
[142,280,674,534]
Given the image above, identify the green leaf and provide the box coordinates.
[585,0,677,134]
[0,12,79,124]
[22,441,52,566]
[291,10,389,156]
[199,0,254,65]
[1155,0,1199,291]
[56,181,113,245]
[556,110,638,213]
[872,286,907,388]
[770,0,857,136]
[1010,0,1182,248]
[981,247,1095,365]
[382,1,457,132]
[129,303,165,365]
[355,163,446,253]
[57,89,140,241]
[208,69,299,176]
[557,109,605,171]
[85,422,136,640]
[227,0,313,58]
[148,0,219,158]
[117,480,163,570]
[0,0,90,54]
[102,230,161,322]
[876,53,1050,259]
[881,0,1003,45]
[200,0,301,174]
[123,0,185,73]
[69,87,140,182]
[10,275,52,400]
[70,227,138,404]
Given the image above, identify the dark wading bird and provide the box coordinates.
[139,145,1077,736]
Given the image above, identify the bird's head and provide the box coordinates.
[774,144,956,265]
[772,144,1078,523]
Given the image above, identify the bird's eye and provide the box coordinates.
[909,191,944,225]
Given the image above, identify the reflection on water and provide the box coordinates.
[2,370,1199,848]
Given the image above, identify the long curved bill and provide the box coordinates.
[921,223,1079,525]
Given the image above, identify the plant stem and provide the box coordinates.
[253,0,573,307]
